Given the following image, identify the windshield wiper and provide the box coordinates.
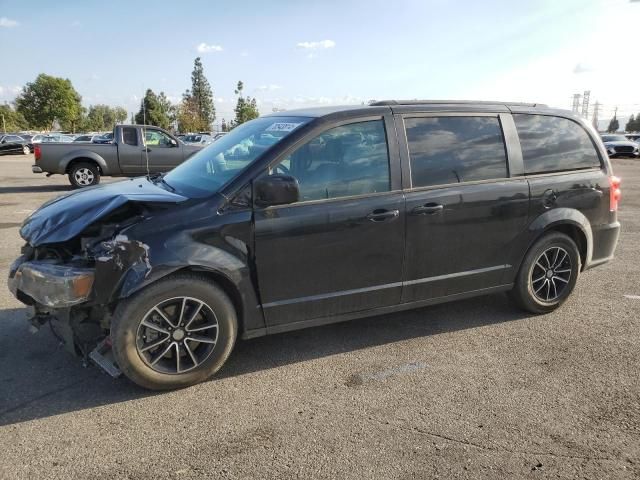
[148,172,175,192]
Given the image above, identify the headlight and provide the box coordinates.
[9,261,95,308]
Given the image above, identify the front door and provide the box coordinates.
[142,128,183,172]
[399,113,530,301]
[253,118,405,327]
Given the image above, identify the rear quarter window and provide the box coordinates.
[513,114,601,174]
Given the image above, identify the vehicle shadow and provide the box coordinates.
[0,294,532,426]
[0,185,72,194]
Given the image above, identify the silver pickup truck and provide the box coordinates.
[32,125,204,187]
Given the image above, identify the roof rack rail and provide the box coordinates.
[369,100,547,107]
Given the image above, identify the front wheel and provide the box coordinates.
[22,145,31,155]
[68,162,100,188]
[111,274,237,390]
[509,232,581,314]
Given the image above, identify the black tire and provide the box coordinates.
[111,274,237,390]
[509,232,581,314]
[68,161,100,188]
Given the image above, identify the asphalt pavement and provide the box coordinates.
[0,155,638,479]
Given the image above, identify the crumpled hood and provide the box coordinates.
[21,177,188,246]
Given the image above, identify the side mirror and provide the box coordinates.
[254,175,299,207]
[170,138,178,147]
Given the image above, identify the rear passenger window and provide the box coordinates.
[123,127,138,146]
[405,116,507,188]
[513,114,601,174]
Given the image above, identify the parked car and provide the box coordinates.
[0,134,32,155]
[73,134,100,143]
[93,132,114,144]
[30,134,46,143]
[600,134,639,158]
[32,124,204,187]
[624,133,640,143]
[213,132,227,141]
[9,101,621,390]
[182,133,214,146]
[41,134,74,143]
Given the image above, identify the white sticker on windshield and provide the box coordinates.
[265,122,302,132]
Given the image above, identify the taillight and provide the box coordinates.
[609,175,621,212]
[34,145,41,161]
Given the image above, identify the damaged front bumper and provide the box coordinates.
[8,256,95,308]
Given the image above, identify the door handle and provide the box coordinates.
[411,203,443,215]
[366,209,400,222]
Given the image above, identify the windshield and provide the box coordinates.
[164,116,311,197]
[602,135,627,142]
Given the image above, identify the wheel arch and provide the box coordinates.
[521,208,592,273]
[60,152,108,175]
[115,265,250,336]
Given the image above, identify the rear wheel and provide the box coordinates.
[111,274,237,390]
[509,232,581,314]
[22,145,30,155]
[68,162,100,188]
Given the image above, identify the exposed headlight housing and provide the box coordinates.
[8,259,95,308]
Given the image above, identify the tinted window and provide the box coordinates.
[514,114,601,173]
[405,116,507,187]
[271,120,390,202]
[123,127,138,146]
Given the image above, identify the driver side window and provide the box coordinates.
[144,130,174,148]
[270,120,390,202]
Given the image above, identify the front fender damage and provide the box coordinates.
[92,234,152,304]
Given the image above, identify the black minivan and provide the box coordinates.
[8,100,621,390]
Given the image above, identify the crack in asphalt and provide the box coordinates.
[366,416,628,464]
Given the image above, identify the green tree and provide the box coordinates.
[232,81,259,128]
[181,57,215,131]
[176,95,201,133]
[0,104,29,132]
[625,115,635,132]
[15,74,83,130]
[607,115,619,133]
[113,106,128,125]
[135,89,172,129]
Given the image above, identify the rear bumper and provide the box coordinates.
[585,221,620,270]
[32,165,43,173]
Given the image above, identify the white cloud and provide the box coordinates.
[256,84,282,91]
[296,40,336,50]
[0,85,22,100]
[0,17,19,28]
[573,63,595,74]
[196,42,223,53]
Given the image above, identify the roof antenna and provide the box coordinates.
[142,94,150,179]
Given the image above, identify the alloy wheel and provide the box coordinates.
[531,246,572,303]
[74,167,95,186]
[136,297,219,374]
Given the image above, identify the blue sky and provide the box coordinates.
[1,0,639,127]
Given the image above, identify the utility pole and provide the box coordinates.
[572,93,581,113]
[581,90,590,118]
[592,101,600,131]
